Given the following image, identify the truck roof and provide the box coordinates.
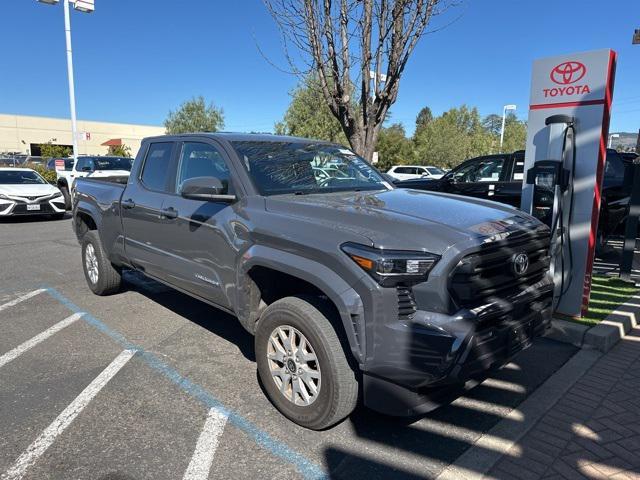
[143,132,335,145]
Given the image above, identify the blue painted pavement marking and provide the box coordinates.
[43,286,328,480]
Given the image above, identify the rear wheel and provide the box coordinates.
[81,231,121,295]
[255,296,358,430]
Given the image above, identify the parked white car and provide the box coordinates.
[56,156,133,208]
[386,165,445,180]
[0,168,66,218]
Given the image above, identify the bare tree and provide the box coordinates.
[263,0,447,160]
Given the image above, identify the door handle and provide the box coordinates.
[121,198,136,209]
[161,207,178,220]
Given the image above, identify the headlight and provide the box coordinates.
[52,191,63,199]
[341,242,440,287]
[0,194,11,201]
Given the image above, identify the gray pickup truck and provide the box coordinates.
[72,133,553,429]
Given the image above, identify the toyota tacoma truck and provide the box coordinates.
[72,133,553,430]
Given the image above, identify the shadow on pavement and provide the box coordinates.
[121,270,255,362]
[120,269,588,479]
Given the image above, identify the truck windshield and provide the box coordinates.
[231,141,388,196]
[89,157,133,171]
[0,170,47,184]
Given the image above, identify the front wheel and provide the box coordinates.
[59,185,71,210]
[81,231,122,295]
[255,296,358,430]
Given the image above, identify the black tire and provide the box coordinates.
[81,230,121,295]
[60,185,71,210]
[255,296,358,430]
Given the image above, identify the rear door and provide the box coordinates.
[121,141,177,279]
[601,150,631,235]
[152,139,241,308]
[493,151,525,207]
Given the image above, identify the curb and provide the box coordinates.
[435,348,602,480]
[548,292,640,353]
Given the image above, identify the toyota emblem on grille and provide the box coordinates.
[512,253,529,276]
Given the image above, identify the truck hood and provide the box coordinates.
[265,188,542,254]
[0,183,60,198]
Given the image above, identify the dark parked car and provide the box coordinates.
[46,157,74,171]
[73,133,553,429]
[395,149,633,245]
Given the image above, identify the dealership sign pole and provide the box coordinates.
[521,49,616,318]
[37,0,94,162]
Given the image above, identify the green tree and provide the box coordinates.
[482,114,503,136]
[40,143,71,158]
[164,96,224,134]
[481,112,527,153]
[413,105,493,169]
[415,106,433,132]
[500,114,527,153]
[107,144,132,157]
[375,123,414,171]
[276,76,347,144]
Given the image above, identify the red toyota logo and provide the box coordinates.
[550,61,586,85]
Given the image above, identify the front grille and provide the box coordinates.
[397,285,417,321]
[13,195,49,203]
[450,229,551,309]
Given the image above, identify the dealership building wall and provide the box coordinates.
[0,113,165,157]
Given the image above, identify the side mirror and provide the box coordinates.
[82,166,93,172]
[180,176,236,202]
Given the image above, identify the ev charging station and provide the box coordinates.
[521,49,616,319]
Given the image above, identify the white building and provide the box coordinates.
[0,113,165,157]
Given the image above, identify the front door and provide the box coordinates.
[154,140,241,309]
[449,155,507,201]
[121,141,176,280]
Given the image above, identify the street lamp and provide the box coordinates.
[608,133,620,148]
[499,104,517,152]
[36,0,94,164]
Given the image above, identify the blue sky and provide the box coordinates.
[1,0,638,134]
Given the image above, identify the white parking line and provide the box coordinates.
[183,407,228,480]
[0,313,85,370]
[0,289,46,313]
[1,349,136,480]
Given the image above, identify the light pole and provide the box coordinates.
[499,104,517,152]
[608,133,620,148]
[37,0,94,163]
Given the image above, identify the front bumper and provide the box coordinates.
[362,280,553,416]
[0,197,66,216]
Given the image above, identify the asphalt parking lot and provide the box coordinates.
[0,215,578,480]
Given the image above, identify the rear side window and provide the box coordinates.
[141,142,174,192]
[604,153,626,186]
[513,160,525,181]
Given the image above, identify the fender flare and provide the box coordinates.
[74,202,102,238]
[237,245,365,365]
